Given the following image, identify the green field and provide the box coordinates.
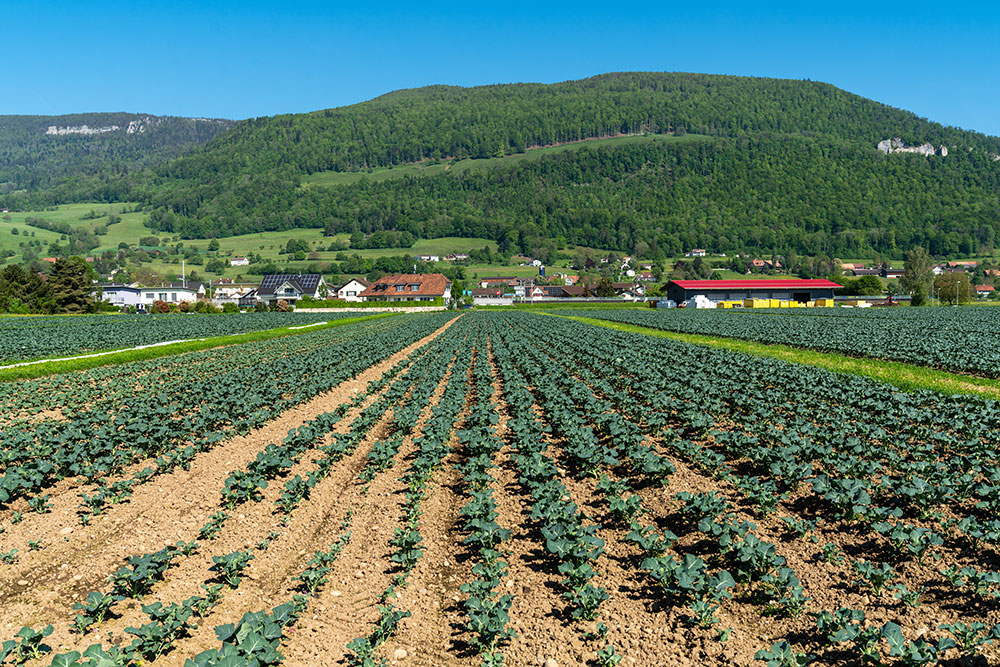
[301,134,712,188]
[0,203,513,279]
[1,202,149,256]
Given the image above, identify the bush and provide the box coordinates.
[152,300,170,314]
[222,302,239,313]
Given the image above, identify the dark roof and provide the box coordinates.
[338,277,370,288]
[258,274,322,297]
[669,279,842,290]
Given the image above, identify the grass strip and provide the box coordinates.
[551,314,1000,400]
[0,313,397,383]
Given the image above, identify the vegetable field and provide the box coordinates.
[0,312,351,364]
[570,307,1000,377]
[3,311,1000,666]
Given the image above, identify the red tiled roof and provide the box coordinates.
[976,284,995,291]
[359,273,450,299]
[670,279,842,290]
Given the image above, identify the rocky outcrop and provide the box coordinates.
[44,115,219,136]
[877,137,948,156]
[46,124,119,135]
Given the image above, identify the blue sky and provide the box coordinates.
[4,1,998,135]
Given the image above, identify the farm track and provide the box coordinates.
[0,317,457,657]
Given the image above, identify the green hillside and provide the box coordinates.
[5,72,1000,259]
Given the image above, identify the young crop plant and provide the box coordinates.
[873,521,943,563]
[882,621,955,666]
[71,592,120,634]
[188,599,303,666]
[851,559,897,595]
[189,583,225,617]
[109,544,179,598]
[198,511,229,540]
[625,524,678,557]
[818,542,845,565]
[211,550,255,588]
[780,516,818,543]
[596,644,623,666]
[754,639,812,667]
[938,622,1000,657]
[346,604,411,667]
[221,470,268,509]
[676,491,730,524]
[892,583,926,608]
[0,625,53,664]
[28,494,51,514]
[125,601,196,661]
[940,566,1000,599]
[813,607,866,644]
[596,475,643,525]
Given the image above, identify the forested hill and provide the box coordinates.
[162,72,1000,177]
[6,72,1000,258]
[0,113,232,202]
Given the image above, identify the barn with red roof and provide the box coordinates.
[665,279,841,304]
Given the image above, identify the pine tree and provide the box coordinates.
[48,257,97,313]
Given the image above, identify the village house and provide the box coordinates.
[415,254,440,263]
[229,256,250,267]
[685,249,707,257]
[335,277,370,302]
[976,285,995,297]
[211,280,260,307]
[256,274,327,306]
[100,284,143,307]
[359,273,451,302]
[140,282,206,306]
[444,253,469,262]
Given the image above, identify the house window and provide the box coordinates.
[409,284,418,291]
[159,293,167,301]
[396,285,404,291]
[171,293,178,302]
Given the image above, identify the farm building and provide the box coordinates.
[666,279,841,305]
